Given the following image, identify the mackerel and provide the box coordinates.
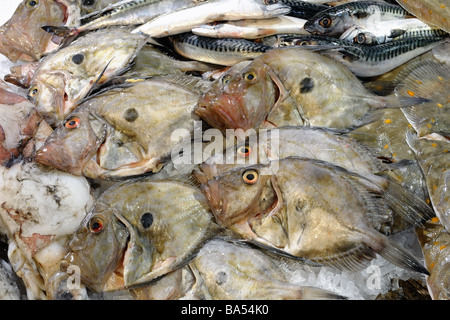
[323,36,447,77]
[172,32,272,66]
[340,18,449,45]
[44,0,199,37]
[280,0,329,19]
[304,0,411,36]
[276,35,446,77]
[191,16,308,39]
[132,0,291,38]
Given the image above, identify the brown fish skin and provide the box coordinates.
[0,0,71,62]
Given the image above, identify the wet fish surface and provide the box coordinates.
[194,156,430,274]
[34,75,208,179]
[27,27,147,127]
[61,178,221,292]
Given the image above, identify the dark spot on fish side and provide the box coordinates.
[300,77,314,93]
[72,54,84,65]
[141,213,154,229]
[124,108,139,122]
[215,271,227,285]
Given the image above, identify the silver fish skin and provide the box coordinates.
[191,16,308,39]
[76,0,199,32]
[194,156,430,274]
[61,178,220,292]
[132,0,292,37]
[172,33,272,66]
[319,36,446,77]
[304,0,410,36]
[188,237,347,300]
[27,27,147,127]
[339,18,449,45]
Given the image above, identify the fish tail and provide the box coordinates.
[380,94,432,110]
[41,26,78,38]
[383,177,435,227]
[378,237,429,275]
[299,287,348,300]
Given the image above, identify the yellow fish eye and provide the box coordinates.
[28,87,39,96]
[319,16,332,28]
[65,117,81,129]
[237,145,252,157]
[222,75,231,85]
[243,71,257,83]
[354,33,366,44]
[26,0,39,9]
[242,170,259,184]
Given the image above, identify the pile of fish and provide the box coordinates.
[0,0,448,300]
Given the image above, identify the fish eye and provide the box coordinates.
[294,40,309,46]
[319,16,332,28]
[26,0,39,8]
[354,33,366,44]
[89,217,104,234]
[243,71,257,83]
[221,75,231,85]
[29,87,39,96]
[65,117,80,129]
[242,170,259,184]
[72,54,85,65]
[264,0,278,4]
[237,145,252,157]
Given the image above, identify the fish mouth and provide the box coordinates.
[193,164,224,221]
[195,92,252,133]
[34,142,84,176]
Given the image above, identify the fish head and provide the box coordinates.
[304,12,348,36]
[0,0,73,62]
[34,105,108,176]
[251,0,292,18]
[196,60,278,133]
[194,161,278,228]
[64,179,218,291]
[61,201,129,293]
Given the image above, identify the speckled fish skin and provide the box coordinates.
[188,238,347,300]
[304,0,410,36]
[132,0,292,38]
[195,47,427,133]
[395,0,450,33]
[26,27,147,127]
[172,33,272,66]
[0,0,74,62]
[34,76,207,179]
[194,156,430,274]
[416,218,450,300]
[61,178,220,292]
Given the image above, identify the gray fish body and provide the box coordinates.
[304,0,410,36]
[172,33,272,66]
[62,178,220,292]
[189,237,347,300]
